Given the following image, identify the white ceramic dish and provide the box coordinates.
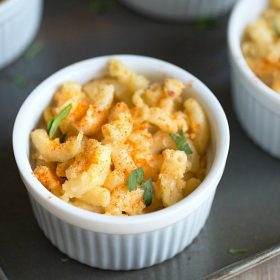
[13,55,229,270]
[228,0,280,158]
[120,0,237,21]
[0,0,43,69]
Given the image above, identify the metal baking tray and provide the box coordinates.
[1,1,280,279]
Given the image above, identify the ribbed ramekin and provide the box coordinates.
[228,0,280,158]
[120,0,237,21]
[13,55,229,270]
[0,0,43,69]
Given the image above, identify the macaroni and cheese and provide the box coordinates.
[31,59,210,216]
[242,0,280,93]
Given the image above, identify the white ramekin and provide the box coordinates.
[0,0,43,69]
[120,0,237,21]
[228,0,280,158]
[13,55,229,270]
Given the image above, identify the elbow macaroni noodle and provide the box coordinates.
[31,59,210,216]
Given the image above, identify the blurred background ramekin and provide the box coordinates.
[13,55,229,270]
[0,0,43,69]
[120,0,237,21]
[228,0,280,158]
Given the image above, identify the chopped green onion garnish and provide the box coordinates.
[48,104,72,139]
[171,130,192,154]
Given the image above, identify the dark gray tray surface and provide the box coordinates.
[1,1,280,279]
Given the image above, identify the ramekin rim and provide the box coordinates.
[120,0,237,20]
[13,54,229,234]
[228,0,280,106]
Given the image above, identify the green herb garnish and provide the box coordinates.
[273,21,280,37]
[14,75,27,87]
[47,119,54,133]
[48,104,72,139]
[88,0,115,14]
[128,167,144,191]
[196,18,216,31]
[171,130,192,154]
[141,178,153,207]
[128,168,153,206]
[228,248,248,255]
[25,40,45,60]
[59,134,67,143]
